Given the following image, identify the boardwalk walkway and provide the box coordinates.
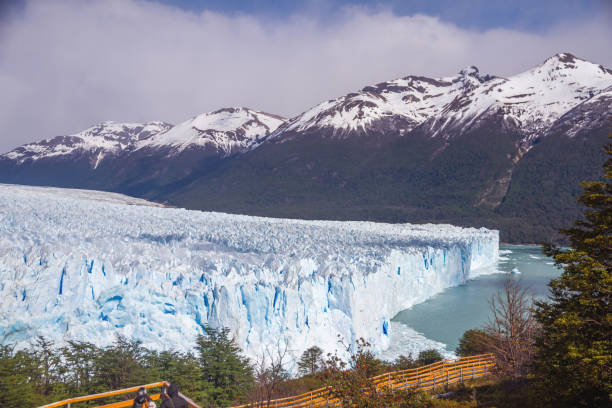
[41,354,495,408]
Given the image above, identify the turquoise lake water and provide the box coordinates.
[392,245,563,353]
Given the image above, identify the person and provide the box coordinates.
[160,383,187,408]
[132,387,155,408]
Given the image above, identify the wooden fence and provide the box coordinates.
[39,381,202,408]
[231,353,495,408]
[40,354,494,408]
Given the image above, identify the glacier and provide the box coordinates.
[0,184,498,366]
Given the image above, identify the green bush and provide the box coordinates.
[418,349,444,366]
[455,329,490,357]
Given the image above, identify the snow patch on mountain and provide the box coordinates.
[546,85,612,138]
[276,68,490,137]
[140,107,285,156]
[273,53,612,141]
[482,53,612,140]
[3,122,171,166]
[0,184,498,365]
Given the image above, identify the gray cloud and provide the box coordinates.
[1,0,611,152]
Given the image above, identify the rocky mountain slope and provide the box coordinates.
[1,53,610,243]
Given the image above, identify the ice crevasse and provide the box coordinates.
[0,184,498,366]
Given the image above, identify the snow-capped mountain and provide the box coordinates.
[0,183,498,364]
[3,121,171,168]
[1,107,285,168]
[2,53,608,165]
[274,66,494,138]
[139,107,285,156]
[273,53,612,141]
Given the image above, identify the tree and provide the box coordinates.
[297,346,323,377]
[483,278,539,378]
[417,349,443,366]
[61,340,98,396]
[31,337,64,398]
[392,355,417,370]
[322,338,386,408]
[0,345,41,407]
[455,329,490,357]
[322,338,412,408]
[145,350,205,403]
[196,326,254,407]
[93,336,149,391]
[532,140,612,407]
[253,342,290,407]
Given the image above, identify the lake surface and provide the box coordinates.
[392,245,562,353]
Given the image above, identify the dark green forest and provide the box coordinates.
[164,126,609,244]
[0,329,252,408]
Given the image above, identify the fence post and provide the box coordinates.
[460,367,463,383]
[388,372,392,391]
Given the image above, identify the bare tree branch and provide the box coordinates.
[483,277,540,378]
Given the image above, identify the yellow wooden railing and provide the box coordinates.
[39,381,202,408]
[40,354,494,408]
[231,353,495,408]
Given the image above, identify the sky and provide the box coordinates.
[0,0,611,152]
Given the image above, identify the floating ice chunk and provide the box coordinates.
[378,322,453,361]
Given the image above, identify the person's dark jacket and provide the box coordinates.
[160,383,187,408]
[132,394,152,408]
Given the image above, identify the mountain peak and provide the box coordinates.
[547,52,578,63]
[139,107,286,156]
[538,52,605,73]
[184,106,285,135]
[524,51,612,83]
[455,65,493,84]
[459,66,479,76]
[77,121,171,139]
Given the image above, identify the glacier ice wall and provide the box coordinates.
[0,184,498,365]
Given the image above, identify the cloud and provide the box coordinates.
[0,0,611,152]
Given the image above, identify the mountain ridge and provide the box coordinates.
[1,52,610,243]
